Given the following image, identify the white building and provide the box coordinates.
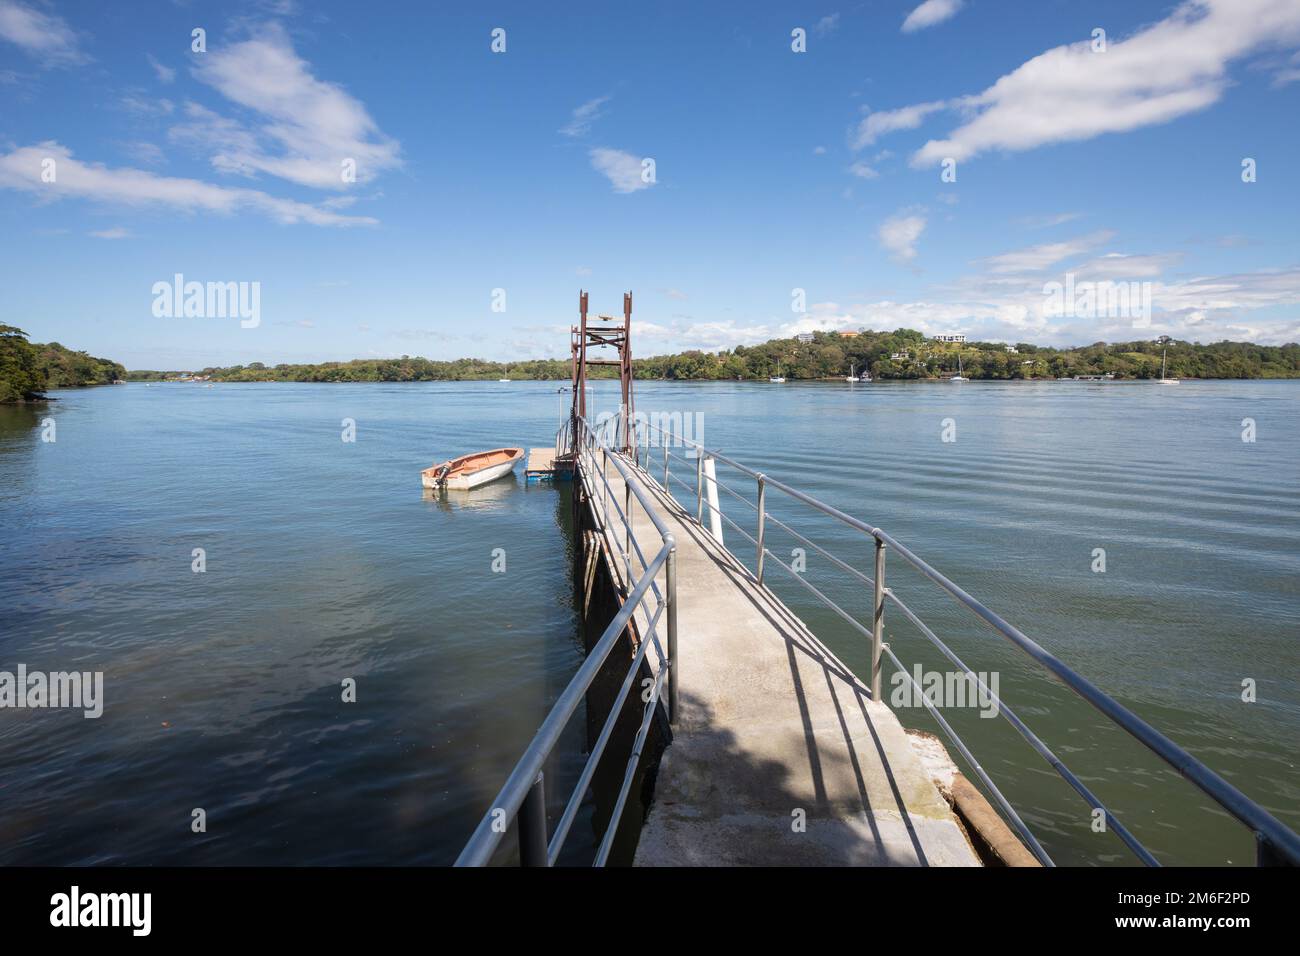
[1005,345,1019,353]
[795,332,814,343]
[934,333,966,343]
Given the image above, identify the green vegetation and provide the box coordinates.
[0,326,46,403]
[132,330,1300,384]
[634,331,1300,381]
[0,326,126,402]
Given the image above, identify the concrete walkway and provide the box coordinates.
[590,454,980,867]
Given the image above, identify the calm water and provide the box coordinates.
[2,379,1297,865]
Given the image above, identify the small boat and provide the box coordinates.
[769,359,786,383]
[845,363,860,383]
[422,447,523,490]
[950,354,968,382]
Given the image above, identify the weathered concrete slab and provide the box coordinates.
[589,456,980,867]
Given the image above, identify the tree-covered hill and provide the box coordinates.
[0,326,127,402]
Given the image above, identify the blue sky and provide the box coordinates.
[2,0,1299,369]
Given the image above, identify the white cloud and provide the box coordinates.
[902,0,964,33]
[631,230,1300,350]
[560,95,611,137]
[119,93,175,118]
[908,0,1300,167]
[1271,50,1300,85]
[654,319,774,351]
[851,101,945,149]
[878,212,927,262]
[1155,268,1300,316]
[88,227,131,239]
[1073,252,1184,280]
[847,161,878,179]
[0,142,377,226]
[1017,211,1083,229]
[589,147,652,193]
[120,141,166,167]
[169,102,262,170]
[146,53,175,84]
[625,258,1300,353]
[980,231,1115,274]
[184,23,400,190]
[0,0,86,65]
[814,14,841,37]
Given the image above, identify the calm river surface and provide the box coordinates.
[1,379,1296,865]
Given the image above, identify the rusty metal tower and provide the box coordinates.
[571,290,634,453]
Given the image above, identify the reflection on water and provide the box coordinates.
[2,379,1297,866]
[0,383,584,865]
[424,474,522,512]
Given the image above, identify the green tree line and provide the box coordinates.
[126,329,1300,385]
[0,326,126,403]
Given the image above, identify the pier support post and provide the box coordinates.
[871,538,886,701]
[518,771,548,866]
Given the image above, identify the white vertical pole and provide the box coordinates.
[703,456,723,545]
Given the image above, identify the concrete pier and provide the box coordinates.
[586,455,981,867]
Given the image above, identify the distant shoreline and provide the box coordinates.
[122,329,1300,384]
[112,375,1298,386]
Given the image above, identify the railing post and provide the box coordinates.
[518,771,548,866]
[663,439,670,490]
[625,483,633,559]
[666,542,678,725]
[695,452,704,523]
[756,475,767,584]
[871,537,886,701]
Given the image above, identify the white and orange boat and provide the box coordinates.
[422,447,524,490]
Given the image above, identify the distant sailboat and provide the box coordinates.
[498,365,511,383]
[845,362,860,383]
[769,359,786,383]
[950,354,968,382]
[1157,347,1179,384]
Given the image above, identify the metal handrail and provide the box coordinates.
[631,415,1300,867]
[456,417,677,867]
